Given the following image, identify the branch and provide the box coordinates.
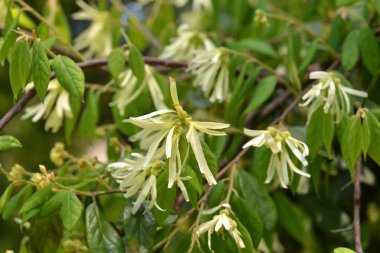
[353,157,364,253]
[0,56,187,131]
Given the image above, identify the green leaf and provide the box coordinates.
[32,40,51,101]
[367,111,380,166]
[152,170,176,225]
[359,26,380,74]
[236,221,254,253]
[51,55,85,98]
[244,75,277,114]
[200,140,218,177]
[19,185,52,215]
[348,117,370,164]
[29,215,63,253]
[0,183,14,215]
[182,166,203,209]
[108,48,126,79]
[306,107,334,158]
[85,203,124,253]
[40,192,65,217]
[339,117,356,172]
[128,45,145,82]
[9,39,32,97]
[60,191,83,231]
[236,170,277,232]
[342,30,359,71]
[78,91,100,140]
[377,0,380,16]
[0,135,22,151]
[2,186,32,220]
[231,195,263,248]
[238,39,276,56]
[333,247,356,253]
[64,97,81,143]
[0,12,19,64]
[273,192,304,243]
[299,40,318,74]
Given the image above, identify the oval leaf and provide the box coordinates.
[60,191,83,231]
[32,40,51,101]
[128,45,145,82]
[0,135,22,151]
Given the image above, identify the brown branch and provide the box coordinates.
[354,157,364,253]
[0,56,187,131]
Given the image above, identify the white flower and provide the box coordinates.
[112,65,167,114]
[188,48,230,103]
[126,77,229,188]
[138,0,211,10]
[243,127,310,188]
[160,24,214,61]
[72,0,115,57]
[107,153,166,214]
[22,80,72,133]
[195,205,245,251]
[300,71,368,123]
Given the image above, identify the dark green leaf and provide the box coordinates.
[342,30,359,71]
[108,48,126,79]
[348,117,370,164]
[86,203,124,253]
[78,91,100,140]
[0,135,22,151]
[51,55,85,98]
[237,220,254,253]
[29,215,63,253]
[244,75,277,114]
[9,39,32,97]
[152,171,176,225]
[367,111,380,166]
[64,97,82,143]
[129,45,145,82]
[200,140,218,177]
[60,191,82,231]
[40,192,65,217]
[32,40,51,101]
[19,185,52,214]
[359,26,380,74]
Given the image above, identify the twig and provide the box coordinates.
[353,157,364,253]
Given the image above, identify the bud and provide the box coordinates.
[62,239,88,253]
[31,165,54,189]
[50,142,66,166]
[254,9,269,28]
[8,164,26,185]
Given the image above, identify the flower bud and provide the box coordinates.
[50,142,66,166]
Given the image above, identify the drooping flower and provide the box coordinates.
[72,0,116,57]
[126,77,229,188]
[243,126,310,188]
[22,79,72,133]
[195,204,245,251]
[188,48,230,103]
[300,71,368,123]
[111,65,167,114]
[160,24,214,61]
[107,153,165,214]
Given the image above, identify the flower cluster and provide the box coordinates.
[31,165,54,189]
[160,24,214,61]
[195,204,245,251]
[188,48,230,103]
[22,79,72,133]
[243,126,310,188]
[300,71,368,123]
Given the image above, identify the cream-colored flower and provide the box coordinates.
[31,165,54,189]
[50,142,67,166]
[107,153,165,214]
[72,0,115,57]
[188,48,230,103]
[138,0,211,10]
[243,126,310,188]
[8,164,26,185]
[195,204,245,251]
[160,24,214,61]
[126,78,229,188]
[300,71,368,123]
[112,65,166,114]
[22,80,72,133]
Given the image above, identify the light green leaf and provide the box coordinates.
[299,40,318,74]
[108,48,126,79]
[51,55,85,98]
[333,247,356,253]
[0,135,22,151]
[359,26,380,74]
[238,39,276,56]
[342,30,359,71]
[376,0,380,17]
[78,91,100,140]
[64,98,81,143]
[9,39,32,97]
[348,117,370,164]
[32,40,51,101]
[0,11,19,64]
[244,75,277,114]
[2,186,32,220]
[19,186,52,215]
[60,191,82,231]
[40,192,65,217]
[367,111,380,166]
[273,192,304,243]
[0,183,14,215]
[128,45,145,82]
[86,203,124,253]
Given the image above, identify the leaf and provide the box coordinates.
[2,186,32,220]
[244,76,277,114]
[342,30,359,71]
[200,140,218,177]
[367,111,380,166]
[0,183,14,215]
[273,192,304,243]
[78,91,100,140]
[359,26,380,74]
[108,48,126,79]
[29,215,63,253]
[236,170,277,232]
[377,0,380,16]
[60,191,83,231]
[238,39,276,56]
[85,203,124,253]
[32,40,51,101]
[299,40,318,74]
[51,55,85,98]
[348,117,370,164]
[333,247,356,253]
[152,170,177,225]
[306,107,334,159]
[64,97,82,143]
[40,192,65,217]
[19,185,52,215]
[0,135,22,151]
[128,45,145,82]
[0,11,19,64]
[231,195,263,248]
[9,39,32,97]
